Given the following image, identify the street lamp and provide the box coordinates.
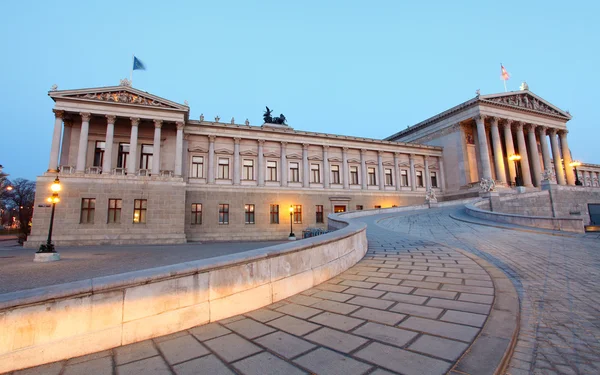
[289,205,295,240]
[38,177,61,253]
[508,154,522,187]
[569,160,582,186]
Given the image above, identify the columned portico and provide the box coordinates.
[560,130,575,185]
[503,120,517,185]
[76,113,91,173]
[48,109,64,172]
[549,129,566,185]
[128,118,139,175]
[152,120,162,175]
[526,124,542,187]
[515,122,533,187]
[489,117,506,184]
[175,122,184,177]
[59,118,72,167]
[102,115,116,174]
[538,126,552,174]
[323,146,330,189]
[475,115,492,180]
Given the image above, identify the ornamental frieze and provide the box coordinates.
[484,94,562,116]
[71,91,176,108]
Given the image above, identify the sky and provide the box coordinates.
[1,1,599,180]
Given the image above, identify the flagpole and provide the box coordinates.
[503,79,507,93]
[130,54,134,84]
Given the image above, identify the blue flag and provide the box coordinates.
[133,56,146,71]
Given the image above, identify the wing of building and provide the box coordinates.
[25,83,600,247]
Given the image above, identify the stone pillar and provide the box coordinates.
[475,115,492,180]
[360,149,367,189]
[393,152,401,191]
[424,156,431,190]
[128,118,139,175]
[175,122,184,177]
[48,109,64,172]
[490,117,506,184]
[503,120,517,185]
[257,140,265,187]
[549,129,566,185]
[60,119,72,167]
[280,142,287,187]
[584,170,591,186]
[342,147,349,189]
[152,120,162,175]
[438,157,446,192]
[560,130,575,185]
[377,151,385,190]
[526,124,542,187]
[538,126,552,173]
[515,122,533,187]
[233,138,241,185]
[208,135,216,183]
[102,115,116,174]
[302,143,309,188]
[76,112,91,173]
[409,154,416,191]
[323,145,330,189]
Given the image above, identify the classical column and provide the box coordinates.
[409,154,416,191]
[48,109,64,172]
[549,129,566,185]
[257,140,265,186]
[233,138,241,185]
[76,112,91,173]
[526,124,542,187]
[128,118,139,175]
[490,117,506,184]
[424,156,431,190]
[342,147,349,189]
[515,122,533,187]
[393,152,401,191]
[60,118,72,167]
[360,149,367,189]
[584,171,591,186]
[377,151,385,190]
[174,122,184,177]
[538,126,552,173]
[102,115,116,174]
[475,115,492,180]
[302,143,309,188]
[152,120,162,175]
[560,130,575,185]
[208,135,216,183]
[438,157,446,192]
[503,120,517,185]
[280,142,287,187]
[323,145,330,189]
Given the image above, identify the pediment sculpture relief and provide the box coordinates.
[485,94,562,116]
[71,91,176,109]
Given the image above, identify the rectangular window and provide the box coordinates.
[293,205,302,224]
[401,170,409,186]
[140,144,153,169]
[93,141,105,167]
[356,205,363,210]
[416,171,424,187]
[368,167,377,186]
[350,166,359,185]
[191,203,202,225]
[133,199,147,224]
[385,168,393,186]
[374,205,382,209]
[267,161,278,181]
[191,156,204,178]
[107,198,122,224]
[311,164,320,183]
[117,143,129,169]
[290,162,300,182]
[244,204,255,224]
[431,171,438,188]
[243,159,254,180]
[270,204,279,224]
[218,158,230,179]
[316,205,324,223]
[334,205,346,213]
[331,165,340,184]
[218,204,229,224]
[80,198,96,224]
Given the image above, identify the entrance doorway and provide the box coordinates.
[589,204,600,225]
[334,205,346,213]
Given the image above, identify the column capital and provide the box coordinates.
[360,148,367,155]
[280,141,287,147]
[394,152,401,157]
[106,115,116,124]
[424,155,429,161]
[322,145,329,151]
[537,125,548,135]
[409,153,415,160]
[234,137,241,144]
[502,119,514,129]
[525,123,537,133]
[258,139,265,145]
[53,109,64,119]
[377,150,385,156]
[474,114,486,123]
[80,112,91,122]
[514,121,524,131]
[130,117,140,126]
[176,121,185,130]
[302,143,309,150]
[153,119,163,128]
[208,135,216,142]
[489,116,499,126]
[559,129,569,136]
[549,128,559,136]
[342,147,349,152]
[63,118,73,127]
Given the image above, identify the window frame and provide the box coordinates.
[270,204,279,224]
[350,165,359,185]
[191,203,202,225]
[431,171,438,188]
[331,165,340,184]
[416,170,424,187]
[218,158,230,179]
[218,203,229,225]
[117,143,129,169]
[243,159,255,180]
[93,141,105,167]
[293,205,302,224]
[107,198,122,224]
[133,199,147,224]
[290,162,300,182]
[311,163,321,183]
[191,156,204,178]
[385,168,393,186]
[401,169,409,186]
[244,204,255,224]
[266,160,278,181]
[316,205,324,223]
[80,198,96,224]
[368,167,377,186]
[140,144,153,169]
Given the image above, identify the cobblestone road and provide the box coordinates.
[379,207,600,375]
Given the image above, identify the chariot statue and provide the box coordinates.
[263,106,287,125]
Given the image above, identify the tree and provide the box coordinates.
[4,178,36,237]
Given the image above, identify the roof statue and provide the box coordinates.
[199,113,204,121]
[50,84,58,91]
[520,81,529,91]
[263,106,287,125]
[120,78,132,87]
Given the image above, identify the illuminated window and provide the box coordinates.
[316,205,324,223]
[133,199,147,224]
[293,205,302,224]
[191,203,202,225]
[218,204,229,224]
[270,204,279,224]
[107,199,121,224]
[191,156,204,178]
[80,198,95,224]
[374,205,382,209]
[331,165,340,184]
[245,204,255,224]
[356,205,363,210]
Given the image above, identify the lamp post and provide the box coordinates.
[289,205,295,240]
[37,177,61,253]
[569,161,582,186]
[508,154,522,187]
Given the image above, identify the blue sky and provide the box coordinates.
[1,0,598,180]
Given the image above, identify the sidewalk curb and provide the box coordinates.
[449,213,576,238]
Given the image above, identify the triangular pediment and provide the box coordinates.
[188,146,208,153]
[382,161,395,166]
[347,158,361,164]
[240,150,258,156]
[286,153,303,160]
[328,157,343,162]
[479,90,571,119]
[365,160,378,165]
[307,155,323,161]
[49,85,189,111]
[263,152,280,158]
[399,162,410,167]
[214,148,233,155]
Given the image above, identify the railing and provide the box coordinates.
[85,166,101,174]
[137,169,151,177]
[302,227,332,238]
[113,167,127,175]
[59,166,75,174]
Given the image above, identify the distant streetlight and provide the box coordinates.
[6,186,13,191]
[289,205,295,240]
[508,154,522,187]
[38,177,61,253]
[569,160,582,186]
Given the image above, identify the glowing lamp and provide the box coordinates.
[51,177,61,192]
[508,154,521,162]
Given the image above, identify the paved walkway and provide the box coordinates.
[6,213,501,375]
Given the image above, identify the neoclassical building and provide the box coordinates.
[25,83,600,247]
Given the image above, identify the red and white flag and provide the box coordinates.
[501,64,510,81]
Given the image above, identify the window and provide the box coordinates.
[267,161,278,181]
[350,166,359,185]
[243,159,254,180]
[334,205,346,213]
[401,170,409,186]
[356,205,363,210]
[316,205,324,223]
[368,167,376,185]
[191,203,202,225]
[290,162,300,182]
[117,143,129,169]
[331,165,340,184]
[108,199,122,224]
[245,204,255,224]
[93,141,105,167]
[80,198,95,223]
[293,205,302,224]
[374,205,382,209]
[431,172,438,188]
[133,199,147,223]
[218,158,230,179]
[140,144,153,169]
[218,204,229,224]
[385,168,393,186]
[270,204,279,224]
[191,156,204,178]
[416,171,424,187]
[311,164,320,183]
